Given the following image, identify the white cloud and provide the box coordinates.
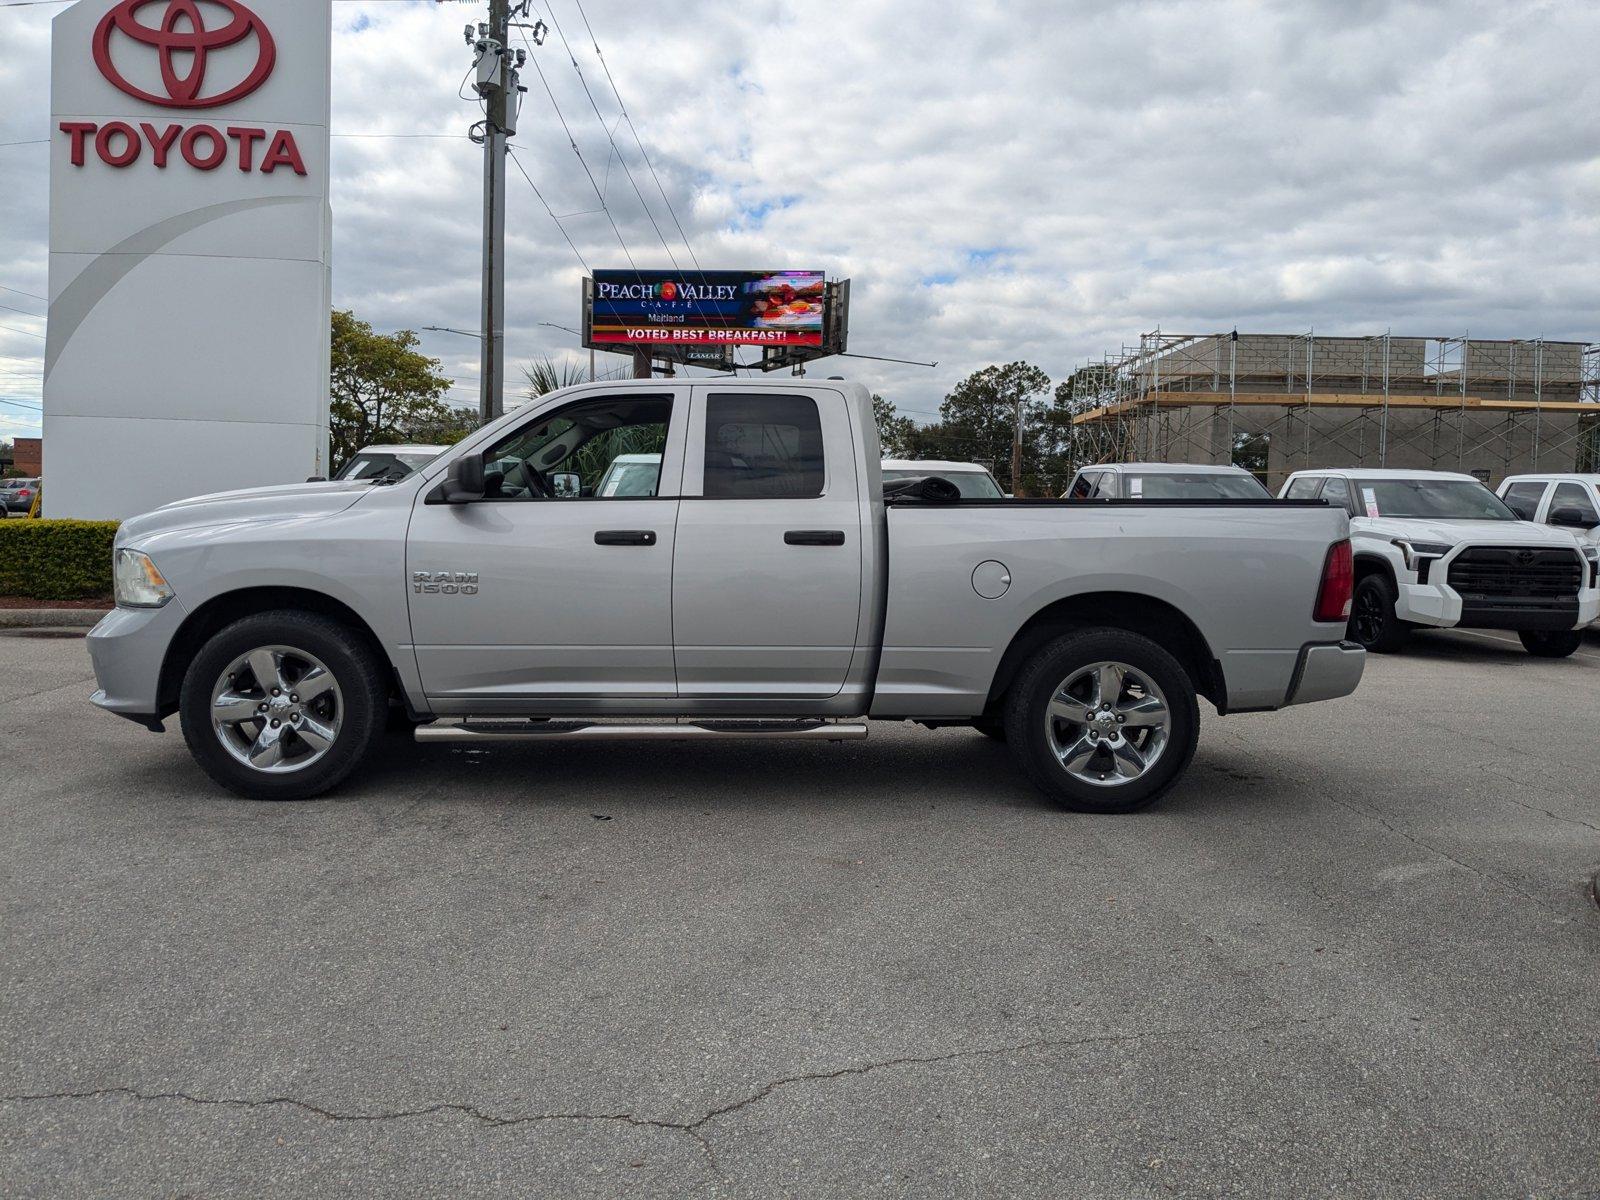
[1,0,1596,436]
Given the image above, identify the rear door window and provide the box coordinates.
[1548,482,1599,525]
[1318,476,1353,513]
[703,394,824,499]
[1502,480,1550,520]
[1283,476,1323,500]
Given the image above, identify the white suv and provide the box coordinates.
[1279,468,1599,657]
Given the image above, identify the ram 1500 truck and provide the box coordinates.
[1280,468,1600,657]
[88,380,1364,813]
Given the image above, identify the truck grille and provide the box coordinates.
[1448,546,1582,601]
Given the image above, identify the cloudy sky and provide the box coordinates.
[2,0,1598,443]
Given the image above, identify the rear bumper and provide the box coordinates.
[86,600,188,730]
[1285,640,1365,706]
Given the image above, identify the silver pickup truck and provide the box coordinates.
[88,380,1364,813]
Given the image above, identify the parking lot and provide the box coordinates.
[2,629,1597,1199]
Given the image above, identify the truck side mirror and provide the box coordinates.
[1549,506,1599,530]
[429,453,486,505]
[550,471,581,498]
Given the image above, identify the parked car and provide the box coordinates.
[333,445,445,482]
[1,477,40,513]
[1064,463,1271,500]
[595,452,665,497]
[87,379,1363,813]
[1279,468,1599,657]
[1497,473,1600,627]
[881,459,1006,498]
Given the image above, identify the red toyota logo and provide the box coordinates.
[92,0,276,109]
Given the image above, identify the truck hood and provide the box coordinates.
[117,480,375,543]
[1355,516,1583,548]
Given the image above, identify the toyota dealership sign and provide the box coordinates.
[45,0,332,518]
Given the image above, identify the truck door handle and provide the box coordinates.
[784,530,846,546]
[594,530,656,546]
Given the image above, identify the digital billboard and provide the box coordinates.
[586,270,826,347]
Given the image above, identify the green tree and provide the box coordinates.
[937,361,1052,495]
[872,394,918,458]
[329,310,461,471]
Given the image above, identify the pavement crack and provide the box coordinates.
[0,675,96,708]
[5,1018,1325,1186]
[682,1013,1333,1131]
[1322,794,1570,918]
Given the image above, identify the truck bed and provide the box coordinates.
[871,498,1350,718]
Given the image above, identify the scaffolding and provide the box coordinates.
[1071,331,1600,488]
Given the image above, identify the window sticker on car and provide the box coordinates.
[1129,477,1143,498]
[1362,487,1380,518]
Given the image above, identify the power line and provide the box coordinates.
[0,302,42,319]
[519,39,649,295]
[540,5,696,285]
[0,397,43,412]
[570,0,705,282]
[505,146,592,274]
[0,323,45,340]
[0,285,45,303]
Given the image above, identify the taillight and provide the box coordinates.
[1315,539,1353,622]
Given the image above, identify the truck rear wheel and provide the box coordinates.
[1518,629,1583,658]
[1003,628,1199,814]
[1348,573,1410,653]
[178,610,390,801]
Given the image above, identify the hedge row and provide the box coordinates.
[0,519,120,600]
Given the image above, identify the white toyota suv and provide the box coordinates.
[1279,468,1599,657]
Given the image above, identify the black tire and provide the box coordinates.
[178,610,390,800]
[1518,629,1583,658]
[1003,628,1200,814]
[1347,573,1410,653]
[972,715,1007,742]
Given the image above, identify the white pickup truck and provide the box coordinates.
[1280,468,1600,656]
[88,380,1364,813]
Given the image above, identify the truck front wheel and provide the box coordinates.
[1003,629,1199,814]
[178,610,391,801]
[1348,573,1410,653]
[1518,629,1583,658]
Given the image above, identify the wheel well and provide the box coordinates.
[156,587,401,716]
[982,592,1226,715]
[1354,553,1396,588]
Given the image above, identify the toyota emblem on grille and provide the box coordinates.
[1516,549,1536,566]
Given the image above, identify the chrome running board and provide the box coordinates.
[415,718,868,744]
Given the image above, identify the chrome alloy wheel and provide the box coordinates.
[210,645,343,774]
[1043,660,1171,787]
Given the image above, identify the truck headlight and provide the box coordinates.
[114,549,174,608]
[1392,539,1451,571]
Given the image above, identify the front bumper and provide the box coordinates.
[86,599,188,730]
[1395,581,1598,632]
[1285,640,1365,706]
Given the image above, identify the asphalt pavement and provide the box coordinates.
[2,627,1598,1198]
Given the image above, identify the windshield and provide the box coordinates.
[882,468,1004,499]
[1357,478,1516,520]
[335,452,435,481]
[1124,472,1269,500]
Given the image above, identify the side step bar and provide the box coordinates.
[415,718,868,744]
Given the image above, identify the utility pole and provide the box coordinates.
[1010,394,1023,496]
[463,5,534,423]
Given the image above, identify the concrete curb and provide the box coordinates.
[0,608,110,629]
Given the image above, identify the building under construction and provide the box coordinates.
[1071,332,1600,489]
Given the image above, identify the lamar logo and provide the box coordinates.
[93,0,276,109]
[62,0,306,175]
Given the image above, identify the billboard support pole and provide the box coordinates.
[633,348,652,379]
